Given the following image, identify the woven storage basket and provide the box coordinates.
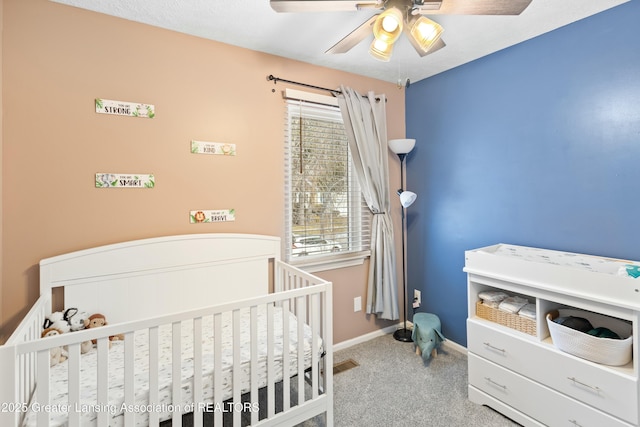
[476,301,536,336]
[546,309,633,366]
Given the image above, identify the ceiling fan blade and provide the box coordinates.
[414,0,532,15]
[270,0,381,13]
[325,14,378,54]
[404,29,446,57]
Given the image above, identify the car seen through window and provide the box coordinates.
[292,235,342,256]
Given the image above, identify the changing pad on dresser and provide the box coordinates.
[483,244,640,278]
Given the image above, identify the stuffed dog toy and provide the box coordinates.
[41,327,68,366]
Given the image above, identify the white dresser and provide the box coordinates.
[464,244,640,427]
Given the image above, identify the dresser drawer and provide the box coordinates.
[468,319,638,424]
[468,318,533,372]
[469,354,633,427]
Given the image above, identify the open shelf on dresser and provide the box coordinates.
[465,243,640,427]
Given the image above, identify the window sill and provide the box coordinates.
[288,250,371,273]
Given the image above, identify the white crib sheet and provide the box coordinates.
[23,306,322,427]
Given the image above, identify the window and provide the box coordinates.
[284,92,370,268]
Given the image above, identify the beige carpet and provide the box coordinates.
[300,333,521,427]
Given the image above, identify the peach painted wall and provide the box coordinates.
[1,0,406,344]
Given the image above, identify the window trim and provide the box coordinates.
[290,250,371,273]
[283,89,371,272]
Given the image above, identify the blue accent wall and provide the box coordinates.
[405,1,640,346]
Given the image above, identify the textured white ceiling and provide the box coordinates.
[51,0,629,84]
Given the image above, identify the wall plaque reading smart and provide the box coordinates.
[96,173,155,188]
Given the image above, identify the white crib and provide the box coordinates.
[0,233,333,427]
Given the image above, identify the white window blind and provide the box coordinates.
[284,95,371,264]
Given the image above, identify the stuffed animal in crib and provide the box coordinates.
[41,327,68,366]
[63,308,93,353]
[64,308,89,332]
[411,312,445,363]
[84,313,124,346]
[42,308,93,354]
[42,311,71,334]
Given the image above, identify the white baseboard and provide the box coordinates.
[334,321,467,354]
[442,338,467,355]
[333,322,408,352]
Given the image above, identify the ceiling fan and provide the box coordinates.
[270,0,533,61]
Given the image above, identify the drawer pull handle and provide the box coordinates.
[567,377,601,393]
[484,377,507,390]
[483,342,506,353]
[568,420,583,427]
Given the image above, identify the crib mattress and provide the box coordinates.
[23,306,321,427]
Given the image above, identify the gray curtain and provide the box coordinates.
[337,86,398,321]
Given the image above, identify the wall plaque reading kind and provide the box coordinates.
[191,140,236,156]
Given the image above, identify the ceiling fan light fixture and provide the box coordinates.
[381,14,400,32]
[369,38,393,62]
[373,7,403,44]
[409,16,444,53]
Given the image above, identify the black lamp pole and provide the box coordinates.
[393,152,412,342]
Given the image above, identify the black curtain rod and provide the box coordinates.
[267,74,384,102]
[267,74,341,96]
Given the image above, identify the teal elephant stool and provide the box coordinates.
[412,312,445,362]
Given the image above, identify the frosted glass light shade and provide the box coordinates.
[372,8,403,44]
[399,190,417,208]
[409,16,444,53]
[388,138,416,155]
[369,38,394,62]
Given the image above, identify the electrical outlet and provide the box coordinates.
[354,296,362,312]
[414,289,421,308]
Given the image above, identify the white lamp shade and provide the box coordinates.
[399,191,417,208]
[388,138,416,155]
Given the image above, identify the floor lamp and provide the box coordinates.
[389,139,417,342]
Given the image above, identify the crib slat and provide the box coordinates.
[193,317,203,426]
[96,338,109,427]
[123,332,135,426]
[148,326,159,427]
[171,321,182,427]
[17,354,24,412]
[267,303,275,419]
[67,342,81,427]
[18,352,29,412]
[282,299,291,412]
[250,305,259,425]
[36,350,50,427]
[324,283,334,426]
[296,297,305,405]
[213,312,223,426]
[311,293,319,399]
[232,309,241,426]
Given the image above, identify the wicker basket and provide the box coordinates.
[476,301,537,336]
[546,309,633,366]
